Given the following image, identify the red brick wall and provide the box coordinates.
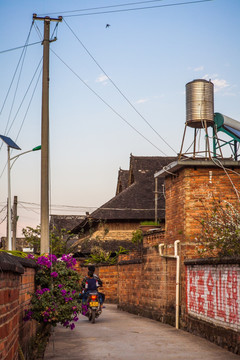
[74,164,240,354]
[98,266,118,303]
[0,263,37,360]
[184,260,240,353]
[0,271,19,360]
[165,167,240,243]
[19,267,37,357]
[118,242,176,325]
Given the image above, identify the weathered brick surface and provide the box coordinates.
[165,167,240,243]
[118,244,177,325]
[164,165,240,354]
[19,267,37,358]
[0,271,20,360]
[185,264,240,331]
[184,261,240,353]
[0,262,37,360]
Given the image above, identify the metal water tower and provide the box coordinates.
[179,79,215,159]
[179,79,240,160]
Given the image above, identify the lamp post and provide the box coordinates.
[9,145,41,251]
[0,135,21,251]
[0,135,41,250]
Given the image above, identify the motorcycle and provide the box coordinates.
[81,290,101,324]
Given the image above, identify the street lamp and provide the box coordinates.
[0,135,21,251]
[9,145,42,251]
[0,135,41,250]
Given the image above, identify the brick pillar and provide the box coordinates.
[160,162,240,245]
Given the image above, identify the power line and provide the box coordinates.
[17,201,164,212]
[51,49,168,155]
[39,0,166,16]
[0,21,35,117]
[62,0,213,17]
[19,201,97,210]
[3,43,29,137]
[0,41,42,55]
[63,19,177,155]
[0,58,43,180]
[15,66,42,143]
[6,57,42,136]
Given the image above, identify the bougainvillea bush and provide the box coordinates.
[24,254,82,330]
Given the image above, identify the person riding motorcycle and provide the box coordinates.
[80,265,105,307]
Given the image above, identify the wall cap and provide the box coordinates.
[0,252,36,273]
[118,259,142,265]
[184,257,240,266]
[155,159,240,178]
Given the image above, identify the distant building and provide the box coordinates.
[70,154,175,255]
[0,237,33,252]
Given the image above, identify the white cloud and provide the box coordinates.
[202,74,230,93]
[194,66,204,71]
[212,78,229,92]
[96,74,109,85]
[136,98,148,104]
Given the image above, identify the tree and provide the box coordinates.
[22,225,73,256]
[196,200,240,257]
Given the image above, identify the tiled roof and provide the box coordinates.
[71,238,139,255]
[116,169,129,195]
[50,215,85,234]
[71,155,176,234]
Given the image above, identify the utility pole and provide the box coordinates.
[6,198,8,250]
[33,14,62,254]
[12,196,18,251]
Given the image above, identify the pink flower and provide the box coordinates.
[50,272,58,278]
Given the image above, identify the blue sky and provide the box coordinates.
[0,0,240,237]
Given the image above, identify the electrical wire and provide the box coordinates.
[62,0,213,17]
[51,22,60,40]
[4,44,29,137]
[0,214,7,225]
[0,205,7,214]
[0,41,42,55]
[211,157,240,201]
[0,58,43,180]
[19,202,40,215]
[20,201,96,209]
[6,57,42,136]
[51,49,168,155]
[63,18,176,155]
[0,21,35,117]
[18,201,165,212]
[15,67,42,143]
[34,21,43,40]
[39,0,166,16]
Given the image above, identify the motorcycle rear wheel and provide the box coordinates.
[91,309,96,324]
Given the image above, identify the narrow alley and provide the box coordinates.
[44,304,239,360]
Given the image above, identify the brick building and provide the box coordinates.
[70,154,175,255]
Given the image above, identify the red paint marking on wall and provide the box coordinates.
[186,265,240,331]
[216,271,226,322]
[207,271,214,318]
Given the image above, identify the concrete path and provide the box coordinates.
[44,304,239,360]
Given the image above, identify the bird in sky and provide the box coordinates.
[106,24,111,28]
